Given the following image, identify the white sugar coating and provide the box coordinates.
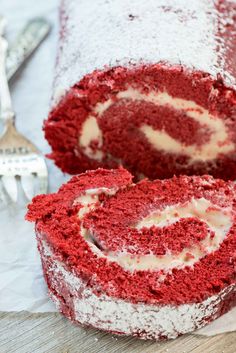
[53,0,236,104]
[40,237,236,339]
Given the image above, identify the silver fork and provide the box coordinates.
[0,19,48,202]
[6,17,51,81]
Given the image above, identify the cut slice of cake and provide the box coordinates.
[26,168,236,340]
[45,0,236,180]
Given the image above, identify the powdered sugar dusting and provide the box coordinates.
[53,0,236,103]
[40,237,236,340]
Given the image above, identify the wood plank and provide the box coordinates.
[1,312,236,353]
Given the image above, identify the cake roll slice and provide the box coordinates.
[45,0,236,180]
[27,168,236,340]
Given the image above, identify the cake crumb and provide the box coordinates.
[128,14,139,21]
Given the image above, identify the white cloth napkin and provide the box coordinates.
[0,0,235,337]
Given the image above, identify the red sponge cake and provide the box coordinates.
[26,168,236,340]
[44,0,236,180]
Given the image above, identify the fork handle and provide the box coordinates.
[0,35,15,122]
[7,18,50,81]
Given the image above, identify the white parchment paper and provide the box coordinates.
[0,0,235,337]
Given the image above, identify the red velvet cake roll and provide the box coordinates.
[27,168,236,340]
[45,0,236,180]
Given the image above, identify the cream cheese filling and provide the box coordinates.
[111,198,232,271]
[74,187,117,218]
[118,88,234,162]
[79,87,234,162]
[79,116,104,160]
[76,190,233,273]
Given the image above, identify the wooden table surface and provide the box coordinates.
[0,312,235,353]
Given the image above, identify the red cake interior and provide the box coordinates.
[27,168,236,306]
[45,64,236,180]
